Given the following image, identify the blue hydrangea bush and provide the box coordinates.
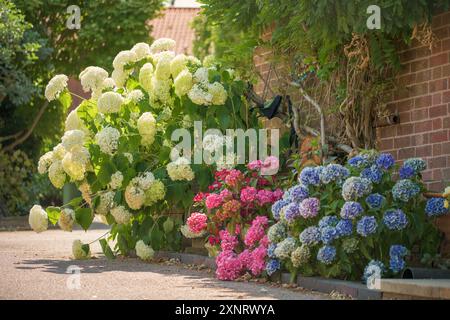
[267,151,448,281]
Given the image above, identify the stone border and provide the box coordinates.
[155,251,382,300]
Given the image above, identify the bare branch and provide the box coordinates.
[3,101,49,152]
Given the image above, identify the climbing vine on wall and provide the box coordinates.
[193,0,450,150]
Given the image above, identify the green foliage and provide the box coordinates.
[13,0,164,75]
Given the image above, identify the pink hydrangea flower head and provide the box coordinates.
[247,160,262,171]
[248,245,267,276]
[222,199,241,216]
[219,229,238,251]
[240,186,257,203]
[220,188,233,201]
[238,249,252,270]
[205,193,223,209]
[224,169,244,188]
[271,188,284,202]
[244,215,269,247]
[215,250,243,281]
[256,189,274,206]
[187,212,208,233]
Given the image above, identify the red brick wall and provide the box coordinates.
[377,10,450,193]
[253,11,450,253]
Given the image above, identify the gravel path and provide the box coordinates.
[0,228,328,300]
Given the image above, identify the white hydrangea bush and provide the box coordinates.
[31,38,257,260]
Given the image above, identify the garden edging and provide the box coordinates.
[155,251,382,299]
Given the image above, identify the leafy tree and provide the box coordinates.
[0,0,164,215]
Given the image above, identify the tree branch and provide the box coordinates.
[3,101,49,152]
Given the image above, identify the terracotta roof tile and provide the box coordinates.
[148,7,200,54]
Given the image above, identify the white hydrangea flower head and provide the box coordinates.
[137,112,156,146]
[103,77,116,89]
[52,143,67,160]
[202,55,216,67]
[152,50,176,65]
[79,66,108,93]
[97,91,124,114]
[139,63,154,92]
[155,53,173,80]
[61,129,85,152]
[136,172,155,190]
[193,67,209,84]
[208,82,228,105]
[48,160,66,188]
[38,151,54,174]
[95,127,120,155]
[166,156,195,181]
[135,240,154,261]
[111,206,132,224]
[111,69,128,88]
[109,171,123,190]
[144,180,166,206]
[174,69,193,97]
[72,240,91,259]
[150,38,176,54]
[29,205,48,233]
[113,50,138,71]
[65,107,88,133]
[125,184,146,210]
[78,181,92,206]
[186,55,201,66]
[131,42,151,60]
[188,84,213,105]
[170,54,188,78]
[58,208,75,232]
[96,191,115,215]
[127,89,144,103]
[45,74,68,101]
[61,146,90,181]
[149,76,172,105]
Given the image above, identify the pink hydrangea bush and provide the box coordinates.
[191,160,283,281]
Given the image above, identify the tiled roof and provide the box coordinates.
[148,7,200,54]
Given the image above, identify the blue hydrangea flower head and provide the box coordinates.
[348,155,370,169]
[317,245,336,265]
[389,244,408,258]
[320,226,338,244]
[366,193,385,209]
[265,259,281,276]
[318,215,339,228]
[399,165,415,179]
[271,199,289,220]
[287,184,309,203]
[320,164,350,184]
[299,166,321,186]
[383,209,408,230]
[403,158,426,173]
[392,179,420,202]
[356,216,378,237]
[267,243,277,259]
[284,202,301,222]
[342,177,372,201]
[299,226,321,246]
[340,201,364,219]
[336,219,353,236]
[425,197,449,217]
[389,256,406,273]
[361,165,383,184]
[376,153,395,170]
